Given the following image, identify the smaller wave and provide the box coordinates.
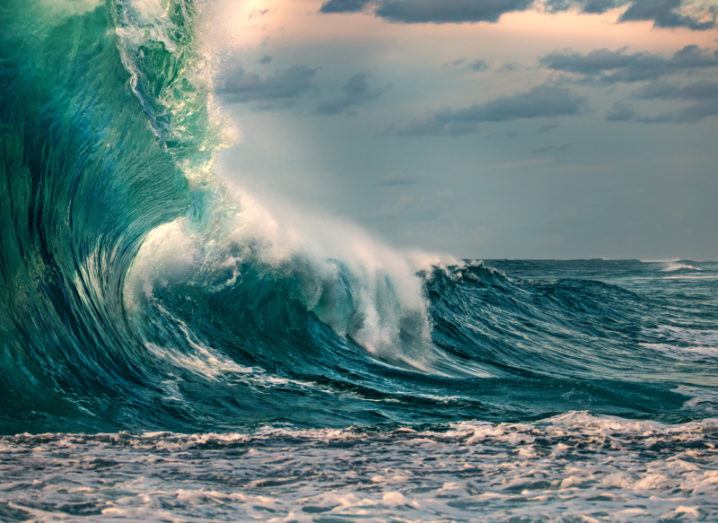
[663,274,718,281]
[645,325,718,351]
[662,261,701,272]
[641,342,718,359]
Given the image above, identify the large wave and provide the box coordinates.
[1,0,716,435]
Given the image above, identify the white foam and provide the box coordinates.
[127,177,442,369]
[115,0,453,371]
[3,413,718,520]
[642,342,718,358]
[662,261,701,272]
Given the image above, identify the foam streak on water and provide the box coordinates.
[1,413,717,522]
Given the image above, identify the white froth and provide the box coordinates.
[3,413,717,521]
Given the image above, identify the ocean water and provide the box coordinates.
[1,1,718,521]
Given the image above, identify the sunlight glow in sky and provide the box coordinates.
[206,0,718,259]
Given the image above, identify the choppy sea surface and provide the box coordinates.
[1,413,718,521]
[3,259,718,521]
[2,1,718,520]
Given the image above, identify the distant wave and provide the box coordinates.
[662,261,702,272]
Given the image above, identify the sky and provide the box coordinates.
[206,0,718,260]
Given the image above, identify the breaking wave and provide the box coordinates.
[1,0,717,439]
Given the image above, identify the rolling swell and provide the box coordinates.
[1,0,717,436]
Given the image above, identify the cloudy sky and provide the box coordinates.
[207,0,718,259]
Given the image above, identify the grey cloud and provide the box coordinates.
[320,0,715,30]
[605,101,638,121]
[446,59,490,71]
[606,80,718,123]
[634,80,718,101]
[499,62,521,72]
[218,65,319,108]
[643,104,718,123]
[545,0,715,29]
[315,74,389,115]
[544,0,626,14]
[400,84,585,135]
[620,0,716,30]
[470,60,490,72]
[541,45,718,83]
[375,0,533,23]
[635,80,718,123]
[321,0,534,23]
[320,0,372,13]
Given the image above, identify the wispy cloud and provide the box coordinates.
[400,84,585,135]
[606,80,718,123]
[315,74,389,115]
[605,101,638,121]
[218,65,319,109]
[541,45,718,83]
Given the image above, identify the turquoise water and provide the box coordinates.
[1,1,717,520]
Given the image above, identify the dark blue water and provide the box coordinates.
[1,1,717,520]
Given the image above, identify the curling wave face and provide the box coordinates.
[1,0,718,440]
